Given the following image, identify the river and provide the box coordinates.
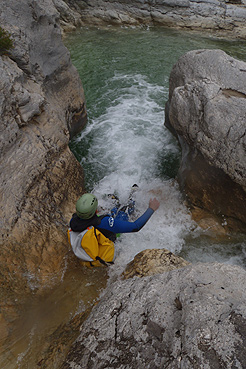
[2,25,246,369]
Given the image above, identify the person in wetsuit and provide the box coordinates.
[69,192,160,242]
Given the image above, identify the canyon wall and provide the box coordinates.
[56,0,246,39]
[165,49,246,231]
[0,0,86,309]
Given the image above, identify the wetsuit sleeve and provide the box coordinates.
[99,208,155,233]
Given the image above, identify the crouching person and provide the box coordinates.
[67,225,115,267]
[68,192,160,267]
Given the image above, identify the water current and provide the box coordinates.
[66,26,246,273]
[2,26,246,369]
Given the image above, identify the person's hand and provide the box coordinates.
[149,198,160,211]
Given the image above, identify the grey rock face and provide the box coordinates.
[52,0,83,32]
[2,0,68,77]
[0,0,86,296]
[57,0,246,38]
[165,49,246,230]
[168,49,246,187]
[63,263,246,369]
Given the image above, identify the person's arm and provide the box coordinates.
[99,198,160,233]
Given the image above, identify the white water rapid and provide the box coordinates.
[72,68,246,275]
[74,73,198,277]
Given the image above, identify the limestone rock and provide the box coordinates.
[0,0,86,302]
[52,0,83,32]
[123,248,190,279]
[62,263,246,369]
[165,49,246,231]
[57,0,246,39]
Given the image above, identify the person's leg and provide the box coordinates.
[115,210,129,221]
[118,199,135,216]
[110,184,138,219]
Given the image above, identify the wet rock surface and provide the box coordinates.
[0,0,86,311]
[62,262,246,369]
[123,248,190,279]
[165,49,246,231]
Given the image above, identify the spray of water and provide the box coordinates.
[72,69,246,273]
[67,27,246,271]
[73,73,196,276]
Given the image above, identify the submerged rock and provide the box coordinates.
[191,207,228,238]
[62,262,246,369]
[0,0,86,302]
[165,49,246,232]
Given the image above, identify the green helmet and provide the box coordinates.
[76,193,98,219]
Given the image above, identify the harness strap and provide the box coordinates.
[95,256,114,266]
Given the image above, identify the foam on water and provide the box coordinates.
[180,237,246,269]
[74,73,196,275]
[72,70,246,272]
[104,180,196,278]
[81,75,176,175]
[77,73,175,186]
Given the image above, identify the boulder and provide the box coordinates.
[62,262,246,369]
[0,0,86,303]
[165,49,246,232]
[123,248,190,279]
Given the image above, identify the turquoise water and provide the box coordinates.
[66,26,246,188]
[64,26,246,271]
